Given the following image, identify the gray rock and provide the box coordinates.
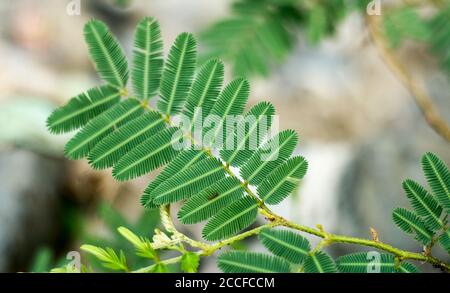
[0,149,67,272]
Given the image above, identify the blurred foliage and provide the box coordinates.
[29,202,160,272]
[82,202,160,272]
[383,3,450,75]
[200,0,450,78]
[199,0,368,77]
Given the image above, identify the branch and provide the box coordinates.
[366,15,450,142]
[133,101,449,273]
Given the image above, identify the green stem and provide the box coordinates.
[134,102,450,273]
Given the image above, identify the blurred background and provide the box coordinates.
[0,0,449,272]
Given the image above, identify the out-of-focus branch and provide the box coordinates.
[366,15,450,142]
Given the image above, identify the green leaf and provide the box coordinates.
[181,252,200,273]
[336,252,396,273]
[307,5,327,44]
[132,17,164,100]
[207,78,250,146]
[158,32,197,115]
[88,111,165,169]
[182,59,224,131]
[402,179,443,231]
[81,244,128,271]
[47,85,120,134]
[112,127,182,181]
[84,19,128,88]
[151,157,226,205]
[117,227,156,259]
[258,156,307,205]
[397,262,420,273]
[383,8,430,48]
[141,150,208,208]
[392,207,433,245]
[31,247,52,273]
[421,152,450,211]
[303,251,337,273]
[429,6,450,75]
[259,228,310,264]
[203,196,258,241]
[151,263,168,273]
[64,99,143,159]
[439,229,450,254]
[240,129,298,185]
[200,12,295,77]
[178,176,244,224]
[220,101,275,167]
[218,251,290,273]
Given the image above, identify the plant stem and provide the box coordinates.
[134,99,450,273]
[366,14,450,142]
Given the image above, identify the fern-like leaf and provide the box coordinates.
[141,150,208,208]
[64,100,143,159]
[202,196,258,241]
[428,6,450,75]
[397,262,420,273]
[240,129,298,185]
[303,251,337,273]
[218,251,290,273]
[178,176,244,224]
[151,157,226,205]
[392,207,433,245]
[259,228,310,264]
[402,179,443,231]
[180,252,200,273]
[158,33,197,115]
[84,19,128,88]
[336,252,396,273]
[88,111,165,169]
[182,59,224,131]
[132,17,164,100]
[421,152,450,211]
[439,229,450,254]
[46,85,120,134]
[81,244,128,272]
[207,78,250,147]
[112,127,182,181]
[220,101,275,166]
[258,156,307,205]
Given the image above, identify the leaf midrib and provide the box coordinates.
[261,232,309,257]
[210,80,245,143]
[115,132,181,177]
[67,104,141,154]
[394,211,431,240]
[90,23,124,88]
[205,202,256,238]
[227,104,272,164]
[92,117,163,163]
[165,35,190,115]
[181,184,242,220]
[50,92,119,126]
[405,181,443,228]
[143,20,151,100]
[246,132,295,182]
[425,155,450,202]
[262,159,305,202]
[188,62,219,131]
[220,259,278,273]
[153,165,223,202]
